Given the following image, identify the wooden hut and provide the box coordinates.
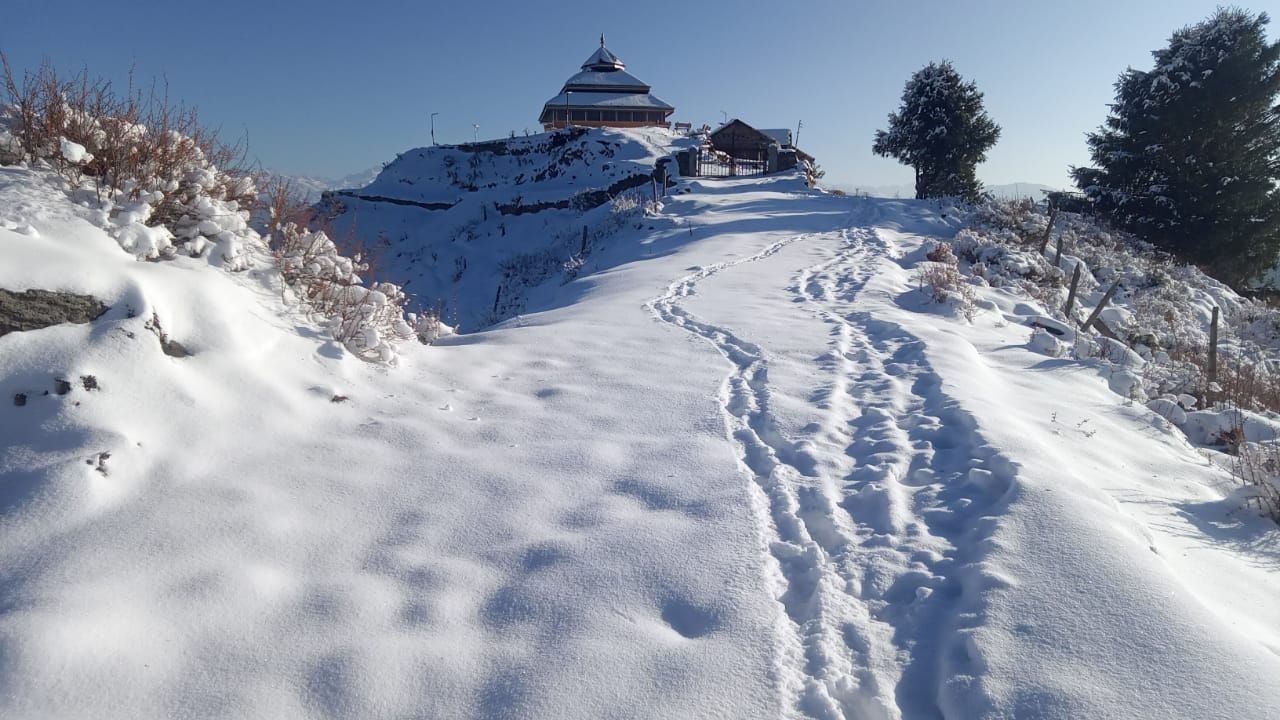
[708,119,812,164]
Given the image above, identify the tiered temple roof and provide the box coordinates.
[539,36,674,130]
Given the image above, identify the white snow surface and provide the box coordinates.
[2,153,1280,719]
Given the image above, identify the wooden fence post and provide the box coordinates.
[1038,208,1058,254]
[1081,277,1122,333]
[1063,263,1082,318]
[1208,306,1219,384]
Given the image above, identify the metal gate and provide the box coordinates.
[696,148,767,178]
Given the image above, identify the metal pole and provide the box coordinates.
[565,91,572,127]
[430,112,438,145]
[795,119,803,148]
[472,124,479,142]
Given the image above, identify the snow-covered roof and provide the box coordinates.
[541,38,674,123]
[582,44,625,71]
[761,128,792,146]
[710,120,791,146]
[563,69,650,92]
[542,91,674,110]
[708,119,739,136]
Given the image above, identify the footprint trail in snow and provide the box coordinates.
[648,210,1019,719]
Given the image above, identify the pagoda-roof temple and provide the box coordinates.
[539,36,674,130]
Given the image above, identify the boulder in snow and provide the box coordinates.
[0,288,108,337]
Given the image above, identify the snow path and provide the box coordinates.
[789,226,1021,719]
[644,186,1280,719]
[648,200,1021,719]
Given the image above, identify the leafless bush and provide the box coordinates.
[1,55,438,361]
[969,198,1043,244]
[918,242,977,320]
[271,222,441,359]
[926,241,956,264]
[1224,409,1280,520]
[0,53,254,218]
[258,175,317,239]
[1210,355,1280,413]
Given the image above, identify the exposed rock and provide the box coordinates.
[143,310,191,358]
[0,288,108,337]
[161,338,190,358]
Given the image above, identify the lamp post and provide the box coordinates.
[430,112,439,145]
[564,90,573,127]
[472,124,479,142]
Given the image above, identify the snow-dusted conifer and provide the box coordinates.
[872,61,1001,203]
[1072,8,1280,287]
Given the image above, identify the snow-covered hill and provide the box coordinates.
[3,139,1280,719]
[320,127,694,330]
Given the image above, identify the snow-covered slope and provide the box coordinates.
[320,127,694,331]
[2,157,1279,719]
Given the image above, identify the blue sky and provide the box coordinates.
[3,0,1271,189]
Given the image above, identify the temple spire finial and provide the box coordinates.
[600,33,605,47]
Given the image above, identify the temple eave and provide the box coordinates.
[542,120,669,130]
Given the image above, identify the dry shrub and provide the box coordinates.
[1234,449,1280,520]
[0,53,253,216]
[918,242,977,320]
[1,55,438,361]
[258,176,319,238]
[265,183,441,357]
[1223,407,1280,520]
[926,241,957,264]
[1211,354,1280,412]
[969,198,1042,244]
[1232,442,1280,521]
[272,222,441,359]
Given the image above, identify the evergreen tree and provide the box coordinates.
[873,61,1001,202]
[1073,8,1280,287]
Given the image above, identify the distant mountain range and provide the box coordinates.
[259,167,381,200]
[830,182,1062,201]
